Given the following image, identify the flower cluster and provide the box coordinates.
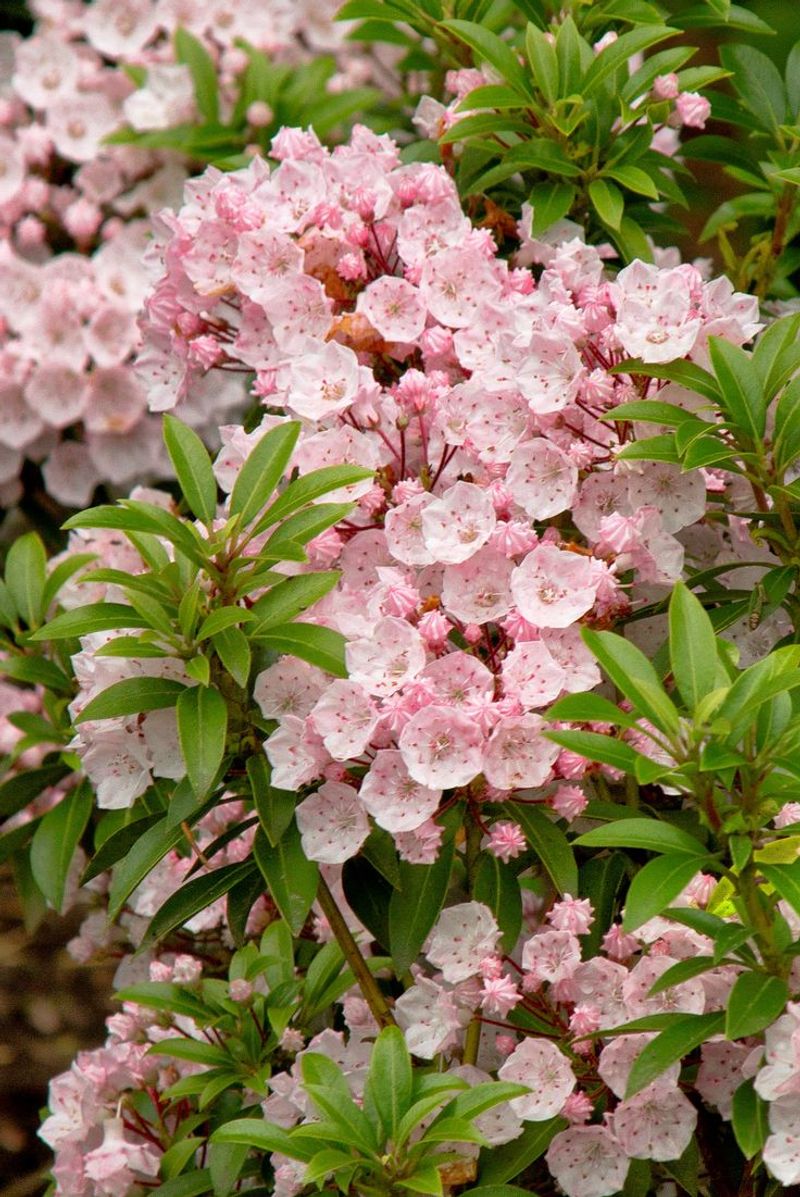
[131,126,761,865]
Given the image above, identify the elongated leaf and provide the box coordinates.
[142,862,256,946]
[731,1080,769,1159]
[64,501,206,564]
[342,856,392,950]
[108,809,187,919]
[31,602,150,642]
[574,818,707,856]
[389,833,455,975]
[668,582,718,711]
[363,1025,412,1140]
[251,622,347,677]
[720,43,786,130]
[626,1011,725,1096]
[0,763,71,819]
[582,629,680,734]
[163,415,217,524]
[250,572,340,629]
[474,853,522,951]
[477,1117,566,1184]
[759,860,800,918]
[77,677,187,723]
[708,336,766,441]
[589,178,624,230]
[30,781,92,910]
[512,804,577,895]
[622,854,714,932]
[82,812,164,883]
[175,27,219,121]
[547,693,630,726]
[151,1169,213,1197]
[441,20,532,99]
[5,533,47,628]
[256,465,372,534]
[247,754,295,848]
[229,422,300,528]
[177,685,228,797]
[525,24,559,103]
[211,1119,311,1161]
[583,25,677,93]
[545,729,642,773]
[253,824,318,935]
[725,971,789,1039]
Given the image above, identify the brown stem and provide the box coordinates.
[316,873,396,1029]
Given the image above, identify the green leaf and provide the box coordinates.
[574,818,707,856]
[152,1169,213,1197]
[229,422,301,529]
[582,25,677,94]
[731,1079,769,1159]
[211,1119,311,1161]
[108,808,187,920]
[512,804,578,895]
[622,854,715,932]
[668,582,719,712]
[646,956,716,996]
[31,601,151,642]
[610,357,721,403]
[525,24,559,103]
[253,824,318,935]
[248,754,296,848]
[0,763,71,820]
[208,1141,248,1197]
[707,336,766,441]
[163,415,217,525]
[474,853,522,951]
[5,533,47,628]
[30,781,92,911]
[77,677,187,723]
[82,813,164,883]
[64,501,206,564]
[547,692,630,726]
[342,856,392,949]
[250,572,340,629]
[396,1165,442,1196]
[174,27,219,121]
[212,626,251,688]
[142,862,256,947]
[0,656,72,693]
[441,20,532,100]
[626,1011,725,1096]
[582,628,680,734]
[251,622,347,676]
[604,164,659,198]
[477,1118,566,1184]
[177,685,228,798]
[301,1053,378,1152]
[528,182,576,234]
[389,832,455,975]
[720,43,786,130]
[256,465,373,533]
[725,971,789,1039]
[363,1025,412,1141]
[545,729,642,773]
[759,860,800,918]
[589,178,624,230]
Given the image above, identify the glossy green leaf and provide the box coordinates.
[725,971,789,1039]
[250,572,340,629]
[142,862,256,946]
[574,818,707,856]
[363,1025,412,1140]
[582,628,680,734]
[707,336,766,441]
[477,1117,566,1184]
[175,27,219,121]
[250,622,347,676]
[30,781,92,911]
[512,804,578,895]
[626,1011,725,1096]
[668,582,718,711]
[253,824,318,935]
[389,833,455,975]
[229,421,301,528]
[163,414,217,525]
[731,1079,769,1159]
[474,853,523,951]
[248,754,295,848]
[177,685,228,797]
[77,677,187,723]
[589,178,624,230]
[5,533,47,628]
[622,854,715,932]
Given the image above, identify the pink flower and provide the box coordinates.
[549,784,588,822]
[546,1124,630,1197]
[399,704,485,789]
[295,781,369,864]
[511,545,598,628]
[548,895,595,936]
[498,1038,576,1121]
[426,902,500,983]
[359,749,441,833]
[481,974,521,1016]
[487,821,526,862]
[674,90,711,128]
